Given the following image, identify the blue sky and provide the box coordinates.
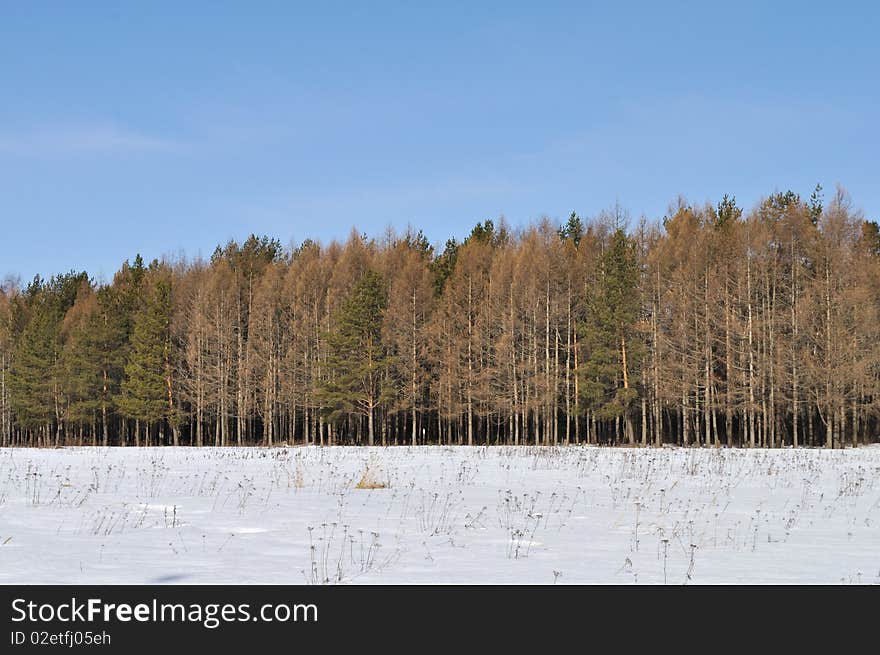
[1,1,877,283]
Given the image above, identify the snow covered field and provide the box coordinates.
[1,445,878,584]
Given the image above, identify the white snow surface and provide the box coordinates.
[1,445,878,584]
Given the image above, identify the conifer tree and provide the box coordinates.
[318,269,391,445]
[0,286,12,446]
[117,273,177,444]
[579,226,642,443]
[59,290,102,435]
[9,283,57,438]
[9,273,87,444]
[559,211,585,246]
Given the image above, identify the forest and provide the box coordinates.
[1,186,879,449]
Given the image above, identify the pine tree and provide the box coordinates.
[559,211,585,246]
[0,287,12,446]
[9,273,88,444]
[318,269,391,445]
[59,291,102,434]
[430,238,459,296]
[92,285,131,444]
[9,286,57,436]
[579,227,642,443]
[117,274,177,444]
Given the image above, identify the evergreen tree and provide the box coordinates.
[105,256,148,443]
[809,183,824,225]
[715,194,743,228]
[59,291,102,431]
[93,285,131,443]
[9,288,57,435]
[318,270,391,445]
[117,274,177,444]
[430,238,459,296]
[9,272,87,443]
[579,227,642,442]
[559,211,585,246]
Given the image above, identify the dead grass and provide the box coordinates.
[355,466,388,489]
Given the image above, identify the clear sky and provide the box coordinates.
[1,1,877,283]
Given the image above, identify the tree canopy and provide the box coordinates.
[1,188,879,449]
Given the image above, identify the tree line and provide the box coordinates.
[1,185,879,448]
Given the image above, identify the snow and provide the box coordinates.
[0,445,878,584]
